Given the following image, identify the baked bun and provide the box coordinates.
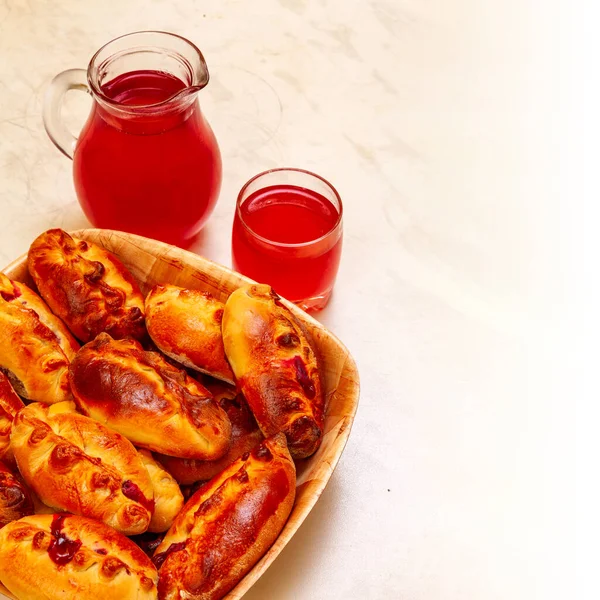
[0,372,24,462]
[70,333,231,460]
[154,434,295,600]
[27,229,146,343]
[10,401,153,535]
[0,513,158,599]
[138,450,184,533]
[157,382,263,485]
[145,285,234,384]
[0,272,79,404]
[222,284,324,458]
[31,491,57,516]
[0,460,33,528]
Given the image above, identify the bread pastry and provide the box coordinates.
[145,284,234,384]
[31,491,56,516]
[0,372,24,462]
[0,513,158,599]
[138,450,184,533]
[70,333,231,460]
[154,434,296,600]
[0,460,33,528]
[222,284,324,458]
[10,401,153,535]
[0,272,79,404]
[27,228,146,343]
[158,382,263,484]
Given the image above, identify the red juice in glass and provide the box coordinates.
[232,169,343,311]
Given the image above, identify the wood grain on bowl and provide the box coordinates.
[1,229,360,600]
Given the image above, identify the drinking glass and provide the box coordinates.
[232,168,343,312]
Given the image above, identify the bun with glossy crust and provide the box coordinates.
[0,272,79,404]
[154,434,295,600]
[145,284,234,384]
[0,372,24,462]
[138,450,184,533]
[69,333,231,460]
[222,284,324,458]
[157,382,263,485]
[27,228,146,343]
[0,513,158,600]
[0,460,34,528]
[10,401,153,535]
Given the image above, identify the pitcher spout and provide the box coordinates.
[170,83,206,105]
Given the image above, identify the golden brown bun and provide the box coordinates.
[70,333,232,460]
[10,401,153,535]
[154,434,295,600]
[0,272,79,404]
[27,229,146,343]
[30,490,57,516]
[0,513,158,600]
[138,450,184,533]
[157,382,263,484]
[0,460,33,528]
[222,284,324,458]
[0,372,24,462]
[145,285,235,384]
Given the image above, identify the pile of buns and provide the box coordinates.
[0,229,325,600]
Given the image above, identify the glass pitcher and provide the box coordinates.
[43,31,222,247]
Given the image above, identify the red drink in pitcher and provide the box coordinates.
[232,169,343,312]
[74,69,221,245]
[43,32,222,247]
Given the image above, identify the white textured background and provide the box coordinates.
[0,1,583,599]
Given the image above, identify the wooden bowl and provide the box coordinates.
[1,229,360,600]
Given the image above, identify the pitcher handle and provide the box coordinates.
[42,69,89,160]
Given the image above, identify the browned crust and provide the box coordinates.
[69,333,232,460]
[27,228,146,343]
[145,284,235,384]
[155,434,296,600]
[137,450,184,533]
[0,514,158,600]
[222,284,324,458]
[0,272,79,404]
[0,372,24,461]
[157,382,264,484]
[0,460,34,528]
[10,402,153,535]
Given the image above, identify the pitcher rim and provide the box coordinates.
[87,30,209,112]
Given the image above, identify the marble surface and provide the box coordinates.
[0,1,573,599]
